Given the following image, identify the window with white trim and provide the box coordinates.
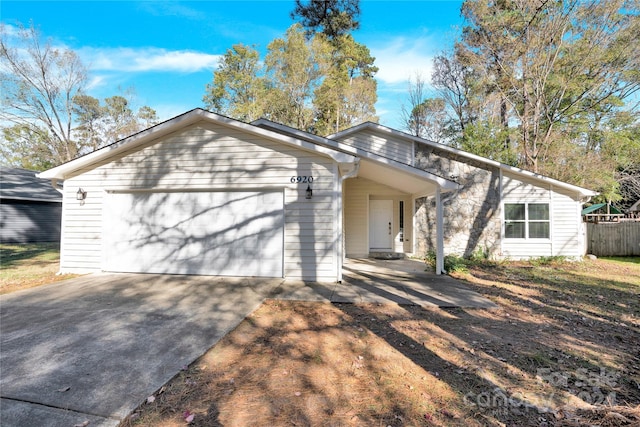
[504,203,549,239]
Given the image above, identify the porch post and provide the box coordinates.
[436,186,444,275]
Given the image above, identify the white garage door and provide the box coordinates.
[103,191,284,277]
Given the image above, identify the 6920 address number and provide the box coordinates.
[290,176,314,183]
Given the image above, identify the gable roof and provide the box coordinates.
[251,118,459,194]
[38,109,358,181]
[329,122,598,200]
[0,166,62,202]
[34,110,459,197]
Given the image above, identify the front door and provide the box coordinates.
[369,199,393,250]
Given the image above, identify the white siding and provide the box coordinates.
[335,129,413,165]
[501,172,583,258]
[551,186,585,257]
[60,121,339,281]
[344,177,411,257]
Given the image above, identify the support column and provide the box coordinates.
[436,186,444,275]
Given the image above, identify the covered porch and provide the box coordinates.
[341,156,458,275]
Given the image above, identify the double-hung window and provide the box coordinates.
[504,203,550,239]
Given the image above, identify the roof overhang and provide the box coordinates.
[38,109,358,180]
[357,160,438,196]
[356,155,458,197]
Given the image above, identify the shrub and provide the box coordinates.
[444,255,468,273]
[423,251,469,274]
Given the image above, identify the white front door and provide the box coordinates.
[369,199,393,250]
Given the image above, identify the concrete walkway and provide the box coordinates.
[272,258,497,308]
[0,259,494,427]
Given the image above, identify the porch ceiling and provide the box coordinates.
[356,159,439,197]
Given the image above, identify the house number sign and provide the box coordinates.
[290,176,314,183]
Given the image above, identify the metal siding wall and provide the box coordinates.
[0,200,61,243]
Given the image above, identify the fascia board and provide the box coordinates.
[232,118,356,164]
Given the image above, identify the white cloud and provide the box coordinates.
[371,37,437,86]
[0,23,20,37]
[78,47,221,73]
[152,103,197,122]
[137,1,205,20]
[86,75,108,90]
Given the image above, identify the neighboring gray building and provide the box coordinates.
[0,166,62,243]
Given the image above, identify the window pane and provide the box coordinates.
[529,204,549,220]
[505,222,525,238]
[529,222,550,238]
[505,204,525,221]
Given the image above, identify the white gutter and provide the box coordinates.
[51,179,64,194]
[253,118,459,193]
[0,196,61,203]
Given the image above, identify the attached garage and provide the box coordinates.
[38,110,359,282]
[103,191,284,277]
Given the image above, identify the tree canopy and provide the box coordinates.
[411,0,640,207]
[202,44,266,123]
[203,17,377,134]
[291,0,360,40]
[0,23,159,170]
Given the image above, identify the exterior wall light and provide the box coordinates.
[76,188,87,201]
[305,185,313,199]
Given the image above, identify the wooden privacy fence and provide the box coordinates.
[586,222,640,256]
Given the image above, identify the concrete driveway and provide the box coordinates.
[0,273,281,427]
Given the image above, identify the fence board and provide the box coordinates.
[586,222,640,256]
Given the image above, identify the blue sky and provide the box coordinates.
[2,0,464,129]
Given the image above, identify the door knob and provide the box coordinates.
[388,222,391,235]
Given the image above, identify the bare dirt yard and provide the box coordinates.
[119,258,638,426]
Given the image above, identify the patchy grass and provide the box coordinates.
[0,243,77,294]
[122,258,640,427]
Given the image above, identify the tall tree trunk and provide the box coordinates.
[501,97,510,150]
